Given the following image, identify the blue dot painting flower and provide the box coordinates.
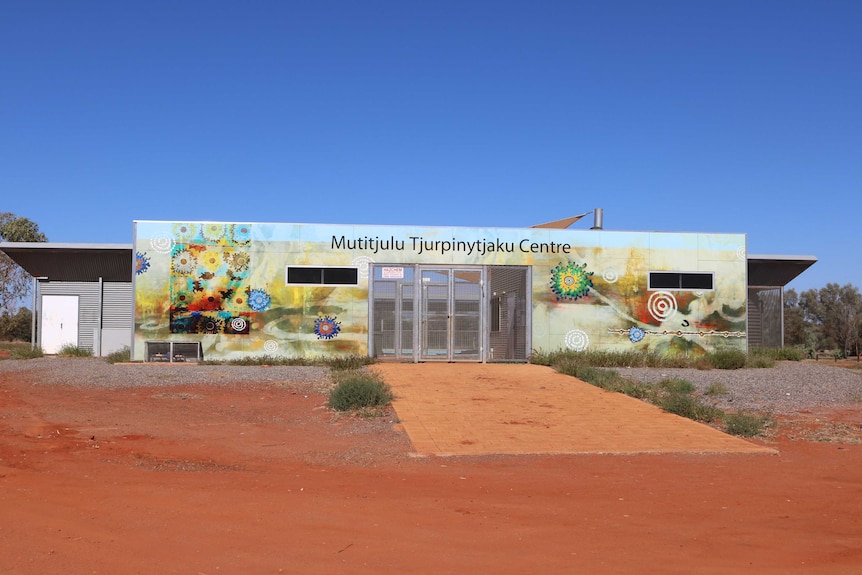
[629,326,645,343]
[247,288,272,312]
[314,315,341,340]
[231,224,252,245]
[135,251,151,275]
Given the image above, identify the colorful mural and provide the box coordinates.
[132,220,747,361]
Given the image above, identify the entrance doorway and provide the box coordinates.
[370,265,529,362]
[41,295,79,354]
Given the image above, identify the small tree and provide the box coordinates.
[0,308,32,341]
[0,213,48,314]
[800,283,862,357]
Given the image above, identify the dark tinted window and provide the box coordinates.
[324,268,359,285]
[287,267,359,285]
[680,273,713,290]
[649,272,714,290]
[649,272,680,289]
[287,267,323,284]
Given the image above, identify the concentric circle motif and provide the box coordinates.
[602,268,619,283]
[564,329,590,352]
[150,234,175,254]
[263,340,279,353]
[736,246,746,261]
[647,291,678,322]
[351,256,374,278]
[230,317,248,332]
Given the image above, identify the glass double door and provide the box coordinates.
[371,265,483,361]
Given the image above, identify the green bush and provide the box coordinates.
[658,377,695,395]
[57,344,93,357]
[706,349,747,370]
[656,392,724,423]
[751,347,804,362]
[724,411,773,437]
[747,355,775,368]
[104,347,131,364]
[11,346,43,359]
[328,370,394,411]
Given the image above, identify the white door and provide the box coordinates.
[41,295,79,354]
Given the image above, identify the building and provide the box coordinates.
[0,215,816,361]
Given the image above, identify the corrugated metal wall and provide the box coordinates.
[747,286,782,348]
[103,283,133,329]
[39,281,132,354]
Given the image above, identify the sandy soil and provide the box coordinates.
[1,364,862,574]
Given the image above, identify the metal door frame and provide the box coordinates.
[368,263,532,363]
[418,265,484,362]
[370,264,486,362]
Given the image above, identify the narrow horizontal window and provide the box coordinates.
[648,271,713,291]
[286,266,359,286]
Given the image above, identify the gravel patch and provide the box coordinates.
[618,361,862,413]
[0,357,334,395]
[2,357,862,415]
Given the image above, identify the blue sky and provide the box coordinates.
[1,1,859,292]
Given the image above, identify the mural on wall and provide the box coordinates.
[133,220,748,361]
[545,243,747,355]
[167,223,261,336]
[550,261,594,301]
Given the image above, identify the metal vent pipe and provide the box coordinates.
[591,208,604,230]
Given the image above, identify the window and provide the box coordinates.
[648,271,714,291]
[286,266,359,286]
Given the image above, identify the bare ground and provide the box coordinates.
[1,361,862,574]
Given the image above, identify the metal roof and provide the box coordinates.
[0,242,133,282]
[748,254,817,287]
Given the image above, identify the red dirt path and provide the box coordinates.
[1,367,862,574]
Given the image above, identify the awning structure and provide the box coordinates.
[0,242,133,282]
[747,254,817,287]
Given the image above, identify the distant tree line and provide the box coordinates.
[784,283,862,358]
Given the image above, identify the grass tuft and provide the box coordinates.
[323,354,377,371]
[705,349,747,370]
[655,391,724,423]
[704,382,730,396]
[11,346,43,359]
[104,347,131,364]
[723,411,774,437]
[57,344,93,357]
[328,369,394,411]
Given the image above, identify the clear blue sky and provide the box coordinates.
[1,1,859,292]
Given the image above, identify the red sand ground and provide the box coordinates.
[1,365,862,574]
